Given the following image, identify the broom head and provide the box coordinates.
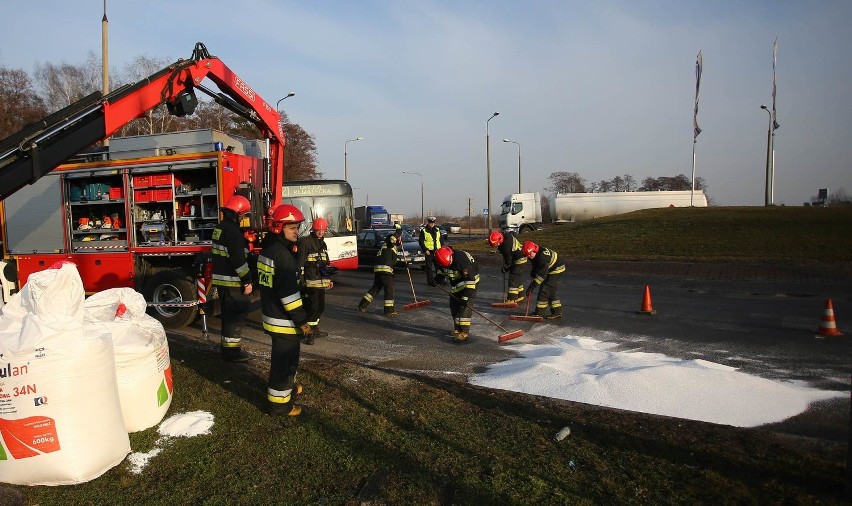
[508,314,544,322]
[491,301,519,309]
[497,329,524,342]
[403,300,431,310]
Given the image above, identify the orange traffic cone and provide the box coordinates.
[637,284,656,315]
[816,298,843,337]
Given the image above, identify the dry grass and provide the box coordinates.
[461,206,852,264]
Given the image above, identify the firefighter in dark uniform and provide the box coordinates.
[358,226,402,317]
[298,217,333,345]
[522,241,566,319]
[257,204,312,417]
[434,246,480,343]
[487,229,527,303]
[210,195,253,362]
[418,216,442,286]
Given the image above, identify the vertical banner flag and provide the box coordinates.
[693,51,703,140]
[771,37,780,131]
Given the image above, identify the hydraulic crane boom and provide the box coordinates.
[0,43,284,209]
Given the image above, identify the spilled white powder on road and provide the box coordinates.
[470,336,844,428]
[128,411,214,474]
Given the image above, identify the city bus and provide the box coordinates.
[282,179,358,270]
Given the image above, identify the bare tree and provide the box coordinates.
[611,175,625,192]
[828,188,852,206]
[623,174,637,191]
[546,171,586,193]
[282,121,320,180]
[33,51,101,110]
[0,67,47,139]
[114,54,180,136]
[640,176,661,191]
[597,179,612,192]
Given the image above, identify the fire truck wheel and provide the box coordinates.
[144,270,198,329]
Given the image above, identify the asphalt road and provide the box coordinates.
[171,253,852,440]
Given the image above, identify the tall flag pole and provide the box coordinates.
[691,50,702,206]
[770,37,780,204]
[102,0,109,147]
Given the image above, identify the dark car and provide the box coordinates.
[400,224,417,237]
[357,228,425,269]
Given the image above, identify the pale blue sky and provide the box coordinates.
[2,1,850,217]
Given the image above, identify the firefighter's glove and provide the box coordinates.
[434,273,445,285]
[300,324,313,335]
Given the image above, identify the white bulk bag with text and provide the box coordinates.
[84,288,173,432]
[0,263,130,486]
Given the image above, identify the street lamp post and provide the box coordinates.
[503,138,521,193]
[485,112,500,230]
[402,171,424,223]
[760,105,774,206]
[344,137,363,182]
[276,92,295,113]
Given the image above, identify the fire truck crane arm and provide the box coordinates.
[0,42,284,208]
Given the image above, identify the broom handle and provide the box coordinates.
[397,238,419,302]
[435,283,511,333]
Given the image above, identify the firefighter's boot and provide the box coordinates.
[384,306,399,317]
[358,298,370,313]
[453,331,470,343]
[546,308,563,320]
[268,402,302,417]
[311,325,329,338]
[222,346,250,363]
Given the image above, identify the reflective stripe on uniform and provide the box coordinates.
[211,274,242,287]
[262,314,300,335]
[221,336,241,348]
[305,279,332,288]
[235,262,250,278]
[280,291,303,312]
[374,264,394,274]
[267,386,293,404]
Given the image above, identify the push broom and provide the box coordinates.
[509,295,544,323]
[400,243,430,310]
[434,284,524,342]
[491,271,519,309]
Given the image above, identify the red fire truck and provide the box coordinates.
[0,43,285,328]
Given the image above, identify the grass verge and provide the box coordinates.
[461,206,852,263]
[6,336,848,504]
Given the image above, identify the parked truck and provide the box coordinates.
[0,43,286,328]
[354,205,391,230]
[499,190,708,233]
